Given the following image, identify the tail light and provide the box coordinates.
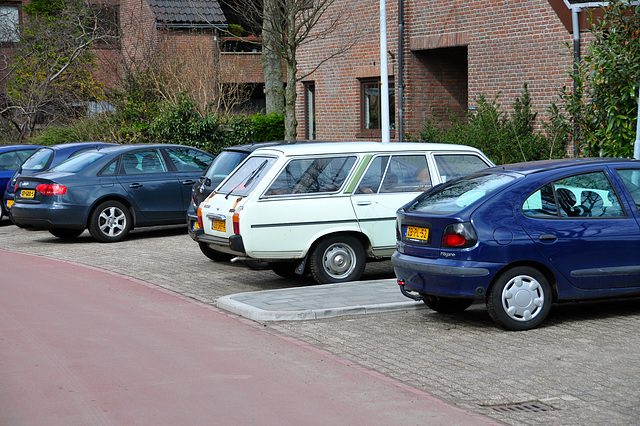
[35,184,67,195]
[232,212,240,234]
[197,205,204,229]
[442,223,477,249]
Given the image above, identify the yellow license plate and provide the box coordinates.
[211,219,226,232]
[20,189,35,198]
[192,220,201,232]
[7,199,13,208]
[406,226,429,241]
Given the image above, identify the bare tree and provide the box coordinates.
[0,0,116,141]
[225,0,363,140]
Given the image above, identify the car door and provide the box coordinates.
[162,146,214,210]
[116,148,183,221]
[351,154,432,255]
[516,168,640,290]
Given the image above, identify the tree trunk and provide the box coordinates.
[284,7,297,141]
[262,0,284,115]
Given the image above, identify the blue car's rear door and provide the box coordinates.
[516,168,640,290]
[116,148,183,221]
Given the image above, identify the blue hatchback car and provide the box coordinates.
[4,142,116,219]
[393,158,640,330]
[0,144,41,219]
[11,144,214,242]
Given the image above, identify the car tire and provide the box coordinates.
[0,198,4,219]
[309,235,366,284]
[269,262,300,279]
[199,242,233,262]
[487,266,552,331]
[49,228,84,240]
[89,201,132,243]
[422,295,474,313]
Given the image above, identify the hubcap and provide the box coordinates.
[501,275,545,322]
[98,207,126,237]
[322,243,356,280]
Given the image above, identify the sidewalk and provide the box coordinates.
[217,278,425,321]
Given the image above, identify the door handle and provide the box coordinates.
[356,201,371,206]
[182,180,195,185]
[129,183,143,189]
[539,234,557,242]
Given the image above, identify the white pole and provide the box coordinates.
[634,81,640,160]
[380,0,390,143]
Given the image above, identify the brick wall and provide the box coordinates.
[296,0,577,142]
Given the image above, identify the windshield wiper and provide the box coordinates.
[225,159,268,199]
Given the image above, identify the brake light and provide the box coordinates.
[35,184,67,195]
[197,205,204,229]
[442,223,477,249]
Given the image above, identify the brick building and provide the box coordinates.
[294,0,600,143]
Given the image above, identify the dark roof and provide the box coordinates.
[148,0,226,28]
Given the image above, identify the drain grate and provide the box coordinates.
[485,401,552,413]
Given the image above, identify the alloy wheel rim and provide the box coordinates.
[98,207,126,237]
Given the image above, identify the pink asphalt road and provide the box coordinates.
[0,250,493,425]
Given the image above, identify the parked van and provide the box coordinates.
[193,142,493,284]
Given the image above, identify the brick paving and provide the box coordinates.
[3,222,639,425]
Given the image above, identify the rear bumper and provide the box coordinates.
[391,251,503,299]
[194,230,246,255]
[11,202,87,230]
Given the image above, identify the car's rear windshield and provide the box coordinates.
[21,148,53,171]
[50,151,103,173]
[406,173,515,214]
[204,150,248,180]
[217,155,278,196]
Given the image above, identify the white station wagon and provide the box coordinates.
[193,142,493,284]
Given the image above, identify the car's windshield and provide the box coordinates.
[204,150,248,181]
[406,173,515,214]
[49,151,103,173]
[217,155,277,197]
[21,148,53,171]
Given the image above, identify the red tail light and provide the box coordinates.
[197,206,204,229]
[35,184,67,195]
[442,223,477,249]
[232,212,240,234]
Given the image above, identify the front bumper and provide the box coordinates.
[391,251,504,299]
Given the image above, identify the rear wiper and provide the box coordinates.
[225,160,268,199]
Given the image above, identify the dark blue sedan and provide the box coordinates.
[0,144,41,219]
[393,158,640,330]
[11,144,214,242]
[4,142,116,218]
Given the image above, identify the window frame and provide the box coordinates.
[0,3,20,45]
[358,77,395,139]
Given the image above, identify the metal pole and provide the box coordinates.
[634,82,640,159]
[572,8,582,157]
[397,0,404,143]
[380,0,390,143]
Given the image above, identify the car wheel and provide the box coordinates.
[0,199,4,219]
[49,228,84,240]
[198,242,233,262]
[422,295,474,313]
[487,266,552,331]
[269,262,300,279]
[89,201,132,243]
[309,235,366,284]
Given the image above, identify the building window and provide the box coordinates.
[0,5,19,43]
[360,78,395,137]
[304,82,315,140]
[92,3,119,47]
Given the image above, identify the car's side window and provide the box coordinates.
[265,156,357,196]
[165,147,212,172]
[121,149,167,174]
[356,155,430,194]
[434,154,491,182]
[524,171,624,218]
[616,169,640,214]
[100,159,118,176]
[0,151,20,170]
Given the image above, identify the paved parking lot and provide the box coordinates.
[2,222,639,425]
